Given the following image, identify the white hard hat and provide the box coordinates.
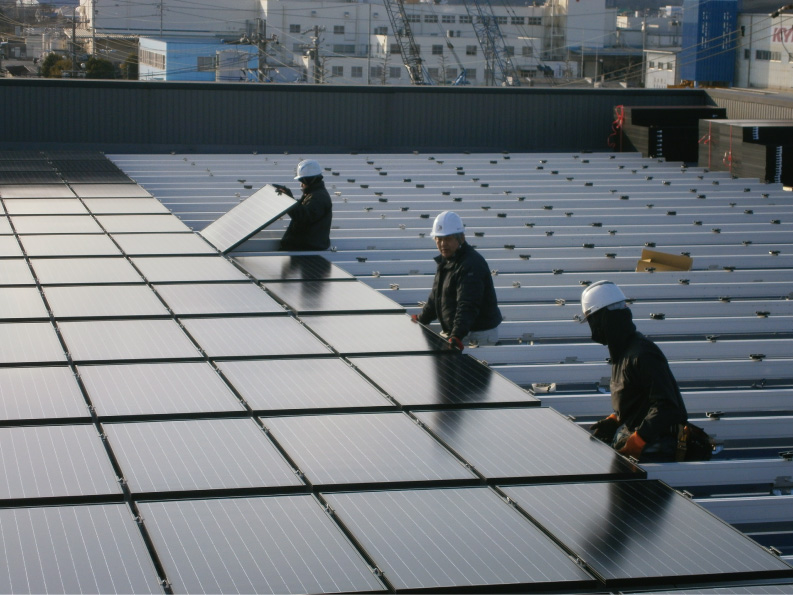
[430,211,465,237]
[294,159,322,180]
[579,280,627,323]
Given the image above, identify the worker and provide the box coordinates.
[581,280,688,463]
[274,159,332,251]
[412,211,502,350]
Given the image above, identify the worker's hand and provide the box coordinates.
[273,184,293,198]
[410,314,419,323]
[589,414,620,443]
[448,336,464,351]
[618,431,646,459]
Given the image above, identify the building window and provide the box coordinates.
[351,65,363,77]
[371,65,383,78]
[374,26,387,35]
[772,51,782,61]
[139,49,165,69]
[505,46,514,56]
[424,14,438,23]
[428,67,439,79]
[528,17,541,26]
[496,16,507,25]
[467,68,476,79]
[432,44,443,55]
[466,45,477,55]
[511,16,525,25]
[756,49,772,60]
[407,14,420,23]
[442,15,455,23]
[331,65,344,77]
[197,56,215,72]
[522,46,533,57]
[744,48,750,59]
[390,43,401,54]
[446,67,457,80]
[289,24,300,33]
[460,14,472,24]
[389,66,401,78]
[334,25,345,34]
[333,44,355,55]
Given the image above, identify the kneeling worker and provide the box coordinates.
[581,280,688,463]
[413,211,502,350]
[274,159,332,251]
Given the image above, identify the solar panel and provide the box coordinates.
[0,216,12,234]
[138,495,386,594]
[262,412,477,488]
[0,366,88,422]
[0,184,75,199]
[154,282,284,316]
[0,259,35,285]
[44,285,169,318]
[0,287,49,319]
[0,424,121,500]
[0,235,23,257]
[60,171,132,183]
[264,280,405,314]
[79,361,245,418]
[0,322,66,364]
[413,407,642,482]
[0,170,62,184]
[323,487,597,592]
[644,586,793,594]
[300,314,451,355]
[350,353,539,408]
[69,183,152,198]
[233,254,355,281]
[58,319,200,362]
[30,257,143,285]
[82,197,171,214]
[97,214,191,233]
[10,215,104,235]
[0,160,53,172]
[131,256,248,282]
[103,418,303,494]
[217,358,392,412]
[113,233,216,256]
[0,503,163,594]
[20,234,121,257]
[2,198,88,215]
[501,480,793,587]
[198,184,296,253]
[180,316,331,358]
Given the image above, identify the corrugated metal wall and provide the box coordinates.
[0,79,732,153]
[706,89,793,120]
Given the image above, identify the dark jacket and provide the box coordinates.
[417,242,502,339]
[279,177,332,251]
[603,308,688,444]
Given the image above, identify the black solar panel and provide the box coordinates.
[199,184,296,253]
[79,361,245,418]
[131,256,248,282]
[60,171,133,183]
[323,487,597,592]
[501,480,793,587]
[0,160,54,172]
[69,183,152,198]
[0,287,49,320]
[0,366,88,422]
[11,215,104,235]
[0,236,23,257]
[44,285,169,318]
[0,170,62,184]
[350,353,539,408]
[0,424,121,500]
[0,184,75,198]
[218,358,392,413]
[31,257,142,285]
[0,322,66,364]
[413,407,642,482]
[113,233,217,256]
[82,197,170,215]
[3,198,88,215]
[139,495,386,594]
[301,314,451,355]
[0,259,35,285]
[20,234,122,257]
[233,254,354,281]
[262,411,477,488]
[265,280,405,314]
[0,503,163,593]
[97,214,191,233]
[154,282,284,316]
[104,418,303,494]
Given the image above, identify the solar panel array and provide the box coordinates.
[0,151,790,593]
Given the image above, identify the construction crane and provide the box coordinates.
[381,0,432,85]
[463,0,521,86]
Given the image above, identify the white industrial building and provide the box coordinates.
[734,10,793,91]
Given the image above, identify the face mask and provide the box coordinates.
[587,310,609,345]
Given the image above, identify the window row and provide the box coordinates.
[287,14,541,32]
[330,65,478,80]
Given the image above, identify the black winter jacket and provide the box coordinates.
[603,308,688,444]
[417,242,502,339]
[280,177,332,251]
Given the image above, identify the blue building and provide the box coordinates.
[679,0,739,86]
[138,37,257,82]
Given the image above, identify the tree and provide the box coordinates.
[39,53,71,77]
[120,53,138,80]
[84,56,115,79]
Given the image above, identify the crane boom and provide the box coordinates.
[381,0,432,84]
[463,0,520,86]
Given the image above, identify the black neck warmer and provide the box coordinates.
[587,307,636,358]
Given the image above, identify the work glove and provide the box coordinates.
[410,314,419,323]
[273,184,293,198]
[619,431,647,459]
[448,336,464,351]
[589,414,620,443]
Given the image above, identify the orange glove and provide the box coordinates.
[410,314,419,323]
[449,336,464,351]
[619,431,647,458]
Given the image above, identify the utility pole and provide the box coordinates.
[306,25,323,83]
[91,0,96,57]
[71,8,77,77]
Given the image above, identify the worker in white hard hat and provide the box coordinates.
[581,280,688,462]
[274,159,332,251]
[412,211,502,351]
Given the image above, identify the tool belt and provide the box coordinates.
[675,423,714,462]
